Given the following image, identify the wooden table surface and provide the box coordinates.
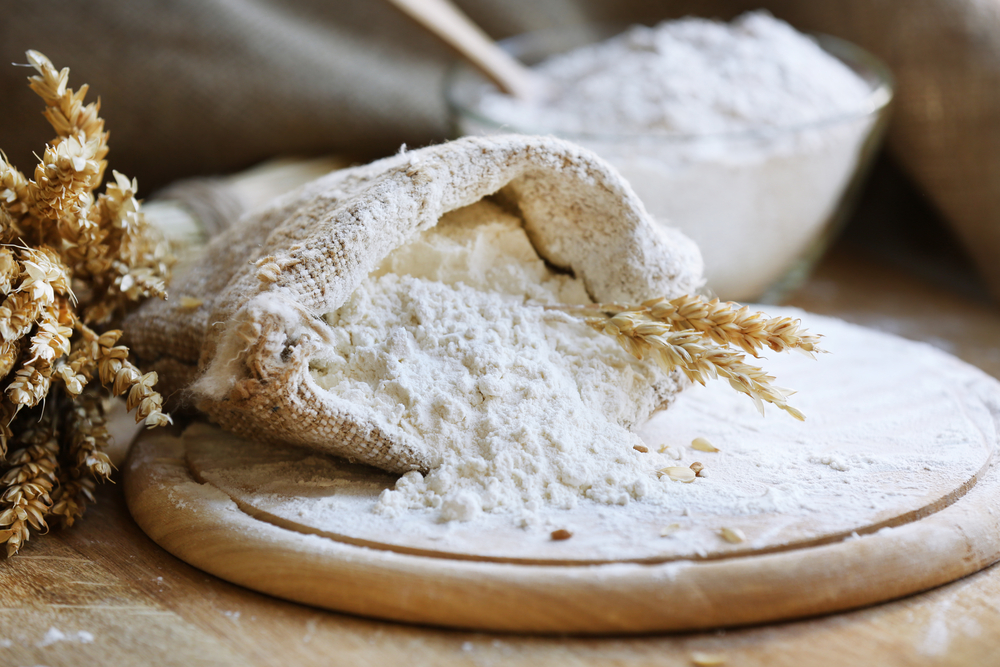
[2,244,1000,667]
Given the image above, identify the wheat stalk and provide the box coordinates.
[0,428,58,557]
[549,294,823,420]
[0,51,173,556]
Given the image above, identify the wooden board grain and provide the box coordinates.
[123,317,1000,634]
[124,427,1000,634]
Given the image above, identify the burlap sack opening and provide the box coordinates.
[125,135,703,473]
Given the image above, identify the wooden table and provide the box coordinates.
[3,244,1000,666]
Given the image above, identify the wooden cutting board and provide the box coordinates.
[124,317,1000,634]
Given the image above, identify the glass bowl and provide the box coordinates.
[446,24,894,303]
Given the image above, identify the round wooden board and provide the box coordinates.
[125,319,1000,634]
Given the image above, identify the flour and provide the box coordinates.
[458,12,886,300]
[189,309,998,561]
[35,627,94,647]
[310,200,684,523]
[145,135,704,475]
[302,198,996,534]
[807,453,883,472]
[476,12,871,135]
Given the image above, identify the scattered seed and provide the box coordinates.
[692,437,719,453]
[633,445,649,453]
[719,527,746,544]
[660,523,682,537]
[659,466,696,483]
[689,462,704,476]
[179,296,204,309]
[691,651,727,666]
[551,529,573,541]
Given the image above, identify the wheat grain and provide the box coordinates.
[26,50,107,147]
[643,294,823,356]
[659,523,682,537]
[0,290,43,342]
[561,294,823,356]
[28,136,104,225]
[691,437,719,453]
[0,153,30,218]
[0,247,19,293]
[549,293,823,418]
[179,296,204,309]
[0,341,19,383]
[659,466,697,483]
[0,401,15,458]
[65,399,113,480]
[0,51,172,555]
[690,651,727,666]
[587,314,806,420]
[719,527,747,544]
[0,428,58,556]
[86,326,170,427]
[27,304,72,363]
[50,472,96,528]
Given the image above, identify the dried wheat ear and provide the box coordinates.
[550,294,824,420]
[0,51,172,557]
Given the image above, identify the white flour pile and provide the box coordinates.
[309,200,684,523]
[476,12,871,135]
[459,11,884,300]
[188,309,997,562]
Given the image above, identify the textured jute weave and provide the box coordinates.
[124,135,702,472]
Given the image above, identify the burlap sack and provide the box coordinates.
[125,135,703,473]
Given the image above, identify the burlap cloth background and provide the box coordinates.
[2,0,1000,298]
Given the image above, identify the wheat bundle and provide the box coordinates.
[0,52,171,556]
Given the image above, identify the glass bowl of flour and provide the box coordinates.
[446,12,893,302]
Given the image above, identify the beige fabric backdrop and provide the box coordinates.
[3,0,1000,297]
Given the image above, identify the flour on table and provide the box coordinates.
[309,200,685,523]
[36,627,95,647]
[190,309,998,562]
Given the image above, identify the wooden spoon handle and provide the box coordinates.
[386,0,535,98]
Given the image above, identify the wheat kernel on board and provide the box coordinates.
[690,651,727,666]
[720,527,747,544]
[660,523,682,537]
[551,529,573,541]
[691,437,720,452]
[659,466,696,483]
[633,444,649,453]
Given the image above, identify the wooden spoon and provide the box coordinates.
[386,0,536,98]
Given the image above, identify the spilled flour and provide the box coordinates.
[189,308,997,561]
[309,200,685,523]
